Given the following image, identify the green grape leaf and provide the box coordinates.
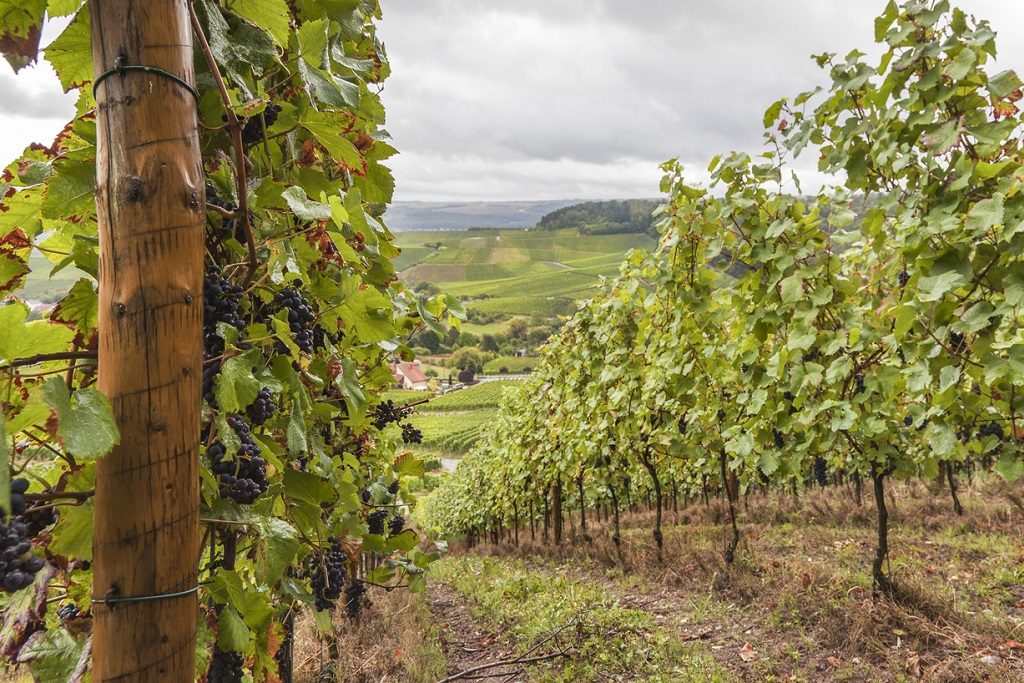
[287,397,308,457]
[49,498,94,561]
[18,629,89,683]
[230,0,290,47]
[42,6,92,92]
[42,378,119,461]
[281,186,331,221]
[217,607,250,653]
[214,350,262,413]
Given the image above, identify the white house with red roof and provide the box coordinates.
[391,361,430,391]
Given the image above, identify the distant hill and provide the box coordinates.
[537,199,662,236]
[386,200,580,231]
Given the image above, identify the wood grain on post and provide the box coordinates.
[89,0,203,679]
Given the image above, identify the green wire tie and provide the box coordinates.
[92,584,200,606]
[93,64,200,102]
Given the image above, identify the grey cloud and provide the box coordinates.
[0,71,75,118]
[379,0,1024,201]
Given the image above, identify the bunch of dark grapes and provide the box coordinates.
[203,359,222,407]
[387,480,400,496]
[772,430,784,449]
[949,331,968,355]
[360,488,372,504]
[978,421,1006,441]
[209,416,268,504]
[0,518,45,593]
[343,579,367,620]
[8,478,28,516]
[853,374,866,395]
[57,603,81,621]
[204,268,245,342]
[19,505,57,538]
[273,283,316,353]
[677,416,687,435]
[898,270,910,287]
[207,647,244,683]
[246,387,277,426]
[814,457,828,487]
[204,189,251,243]
[309,538,347,611]
[372,400,411,430]
[388,515,405,537]
[241,103,283,145]
[401,423,422,444]
[367,509,388,536]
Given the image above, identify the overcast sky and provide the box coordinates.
[3,1,1024,202]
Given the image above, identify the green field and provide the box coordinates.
[482,356,537,374]
[394,228,655,324]
[403,381,522,463]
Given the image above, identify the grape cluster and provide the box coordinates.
[204,189,251,243]
[813,457,828,487]
[246,388,277,426]
[19,505,57,538]
[7,478,28,516]
[772,430,784,449]
[273,283,316,353]
[949,331,968,355]
[5,478,56,539]
[853,374,866,395]
[978,421,1006,441]
[0,519,45,593]
[388,515,405,537]
[677,416,687,435]
[207,647,244,683]
[367,509,388,536]
[372,400,411,430]
[898,270,910,287]
[209,417,268,504]
[309,538,347,611]
[387,480,400,496]
[241,104,283,145]
[57,603,81,621]
[343,579,367,620]
[401,423,422,444]
[203,359,222,407]
[205,268,245,337]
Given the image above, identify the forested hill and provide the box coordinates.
[537,199,662,235]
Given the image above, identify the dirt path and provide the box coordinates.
[426,581,524,681]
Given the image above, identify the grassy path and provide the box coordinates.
[445,479,1024,682]
[429,555,728,682]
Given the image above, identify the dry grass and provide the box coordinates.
[462,476,1024,681]
[293,589,445,683]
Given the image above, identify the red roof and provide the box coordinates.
[392,362,428,384]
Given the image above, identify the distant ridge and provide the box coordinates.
[385,199,580,231]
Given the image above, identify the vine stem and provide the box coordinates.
[0,351,97,371]
[188,0,258,282]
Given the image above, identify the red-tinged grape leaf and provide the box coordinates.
[301,111,365,173]
[0,0,45,71]
[49,278,98,335]
[0,252,29,292]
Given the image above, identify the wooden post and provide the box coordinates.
[89,0,203,679]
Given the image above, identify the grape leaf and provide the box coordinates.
[41,378,120,461]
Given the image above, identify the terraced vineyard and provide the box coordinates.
[394,228,657,324]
